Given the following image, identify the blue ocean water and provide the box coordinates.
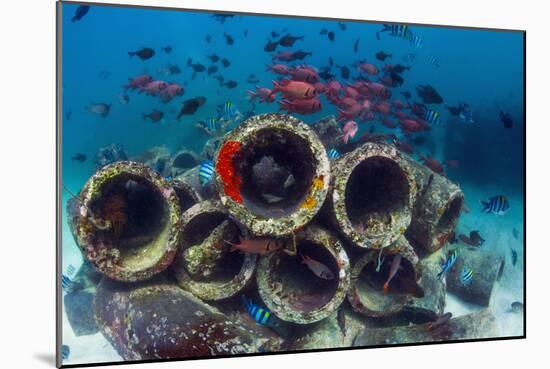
[60,2,524,365]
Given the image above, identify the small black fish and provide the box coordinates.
[354,39,359,53]
[65,110,72,120]
[446,104,462,116]
[320,28,328,35]
[207,65,218,75]
[401,91,412,100]
[327,31,335,42]
[292,50,312,60]
[319,69,335,80]
[512,227,519,239]
[71,5,90,22]
[71,153,87,163]
[329,57,334,66]
[510,248,518,266]
[416,84,444,104]
[244,29,248,37]
[376,51,392,61]
[336,65,350,79]
[376,32,381,40]
[187,58,206,72]
[391,64,411,74]
[500,111,514,128]
[208,54,220,63]
[212,14,235,24]
[128,47,155,61]
[221,58,231,67]
[223,80,238,89]
[264,39,279,52]
[271,31,280,38]
[279,34,303,47]
[177,97,206,120]
[224,33,234,45]
[205,35,211,43]
[247,74,260,84]
[161,45,172,54]
[213,75,224,84]
[143,110,164,123]
[338,22,347,31]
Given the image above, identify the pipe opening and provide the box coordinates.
[271,241,339,313]
[345,156,410,235]
[181,213,244,283]
[236,128,316,218]
[356,255,420,312]
[172,152,198,171]
[89,173,169,268]
[173,186,198,213]
[435,196,463,235]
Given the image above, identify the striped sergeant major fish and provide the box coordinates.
[198,117,222,134]
[460,268,474,286]
[242,295,272,325]
[437,248,458,279]
[424,108,441,125]
[481,195,510,215]
[66,264,76,276]
[427,55,440,67]
[199,160,215,186]
[217,101,241,121]
[380,23,412,38]
[327,148,340,159]
[408,33,424,48]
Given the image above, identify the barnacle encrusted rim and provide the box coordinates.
[256,225,350,324]
[172,200,257,301]
[347,236,421,318]
[214,113,331,237]
[330,142,417,249]
[75,161,182,282]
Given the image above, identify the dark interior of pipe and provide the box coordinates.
[271,241,339,313]
[90,173,168,258]
[172,152,198,170]
[359,254,417,295]
[345,156,409,234]
[435,196,463,235]
[173,185,198,213]
[236,128,316,218]
[182,213,244,282]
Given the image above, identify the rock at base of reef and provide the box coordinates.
[94,278,281,361]
[290,306,373,350]
[353,309,497,346]
[64,288,99,336]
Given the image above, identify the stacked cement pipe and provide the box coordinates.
[66,113,501,359]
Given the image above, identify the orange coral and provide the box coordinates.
[216,140,243,203]
[301,196,317,210]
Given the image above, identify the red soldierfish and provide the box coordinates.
[279,98,322,114]
[383,254,402,294]
[301,254,334,280]
[342,121,358,144]
[226,236,281,254]
[271,79,316,100]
